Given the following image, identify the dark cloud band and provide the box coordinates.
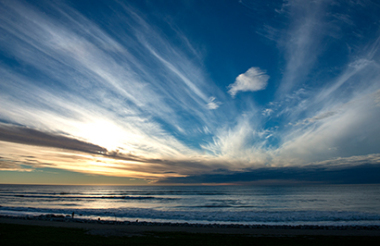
[0,123,107,154]
[158,164,380,185]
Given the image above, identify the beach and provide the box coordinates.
[1,215,380,246]
[1,215,380,237]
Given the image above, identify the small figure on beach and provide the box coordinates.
[72,212,75,219]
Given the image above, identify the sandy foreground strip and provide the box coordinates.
[1,216,380,237]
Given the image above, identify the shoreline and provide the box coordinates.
[1,214,380,237]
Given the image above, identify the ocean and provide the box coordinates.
[0,184,380,226]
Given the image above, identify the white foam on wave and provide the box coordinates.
[1,206,380,226]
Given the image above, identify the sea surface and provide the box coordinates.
[1,184,380,226]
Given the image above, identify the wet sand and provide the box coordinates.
[1,215,380,237]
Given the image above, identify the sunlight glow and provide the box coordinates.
[80,120,126,151]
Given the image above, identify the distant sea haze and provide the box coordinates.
[1,184,380,226]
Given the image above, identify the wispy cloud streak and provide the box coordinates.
[0,0,380,183]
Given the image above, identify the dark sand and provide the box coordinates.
[1,215,380,237]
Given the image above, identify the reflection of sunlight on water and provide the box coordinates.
[73,194,161,210]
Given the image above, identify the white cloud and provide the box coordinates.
[375,89,380,106]
[274,89,380,166]
[262,108,273,116]
[275,0,328,96]
[207,97,221,110]
[311,154,380,168]
[228,67,269,97]
[292,110,337,126]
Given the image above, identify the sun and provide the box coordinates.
[80,120,126,151]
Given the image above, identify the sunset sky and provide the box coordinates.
[1,0,380,185]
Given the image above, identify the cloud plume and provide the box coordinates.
[228,67,269,97]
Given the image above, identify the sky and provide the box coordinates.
[1,0,380,185]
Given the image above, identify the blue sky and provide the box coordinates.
[1,0,380,185]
